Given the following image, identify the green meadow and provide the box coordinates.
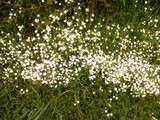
[0,0,160,119]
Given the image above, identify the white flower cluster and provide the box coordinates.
[0,3,160,99]
[21,58,56,84]
[64,0,74,4]
[101,51,160,97]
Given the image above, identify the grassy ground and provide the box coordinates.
[0,0,160,120]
